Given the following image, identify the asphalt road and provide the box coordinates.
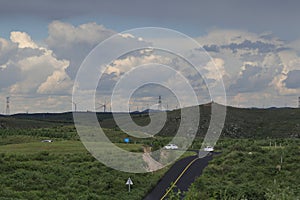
[144,152,214,200]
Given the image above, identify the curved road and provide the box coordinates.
[144,152,214,200]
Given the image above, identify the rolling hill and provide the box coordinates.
[1,103,299,138]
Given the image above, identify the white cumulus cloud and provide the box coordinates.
[10,32,38,49]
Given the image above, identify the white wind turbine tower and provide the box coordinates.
[70,100,81,112]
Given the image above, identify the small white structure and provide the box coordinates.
[41,140,53,143]
[164,144,179,150]
[204,146,214,152]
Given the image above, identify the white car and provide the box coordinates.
[41,140,53,143]
[164,144,179,150]
[204,146,214,152]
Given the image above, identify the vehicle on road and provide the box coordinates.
[204,146,214,152]
[164,144,179,150]
[41,140,53,143]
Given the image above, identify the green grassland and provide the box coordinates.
[0,105,300,199]
[0,152,168,200]
[0,140,87,154]
[0,122,192,199]
[0,134,166,199]
[185,139,300,200]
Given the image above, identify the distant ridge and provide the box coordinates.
[1,103,299,138]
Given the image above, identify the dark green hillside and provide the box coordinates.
[2,104,300,138]
[221,106,300,138]
[0,116,62,129]
[98,104,300,138]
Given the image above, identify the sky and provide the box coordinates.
[0,0,300,113]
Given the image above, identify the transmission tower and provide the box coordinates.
[6,97,10,115]
[158,95,162,111]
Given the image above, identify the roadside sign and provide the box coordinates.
[126,177,133,192]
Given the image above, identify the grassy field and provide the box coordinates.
[0,140,87,154]
[185,139,300,200]
[0,140,144,154]
[0,126,194,199]
[0,135,169,199]
[1,106,300,199]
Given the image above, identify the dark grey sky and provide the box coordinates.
[0,0,299,39]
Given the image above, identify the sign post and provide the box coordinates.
[126,177,133,192]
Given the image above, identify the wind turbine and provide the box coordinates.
[97,99,109,112]
[70,100,81,112]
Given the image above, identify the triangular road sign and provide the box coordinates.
[126,177,133,185]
